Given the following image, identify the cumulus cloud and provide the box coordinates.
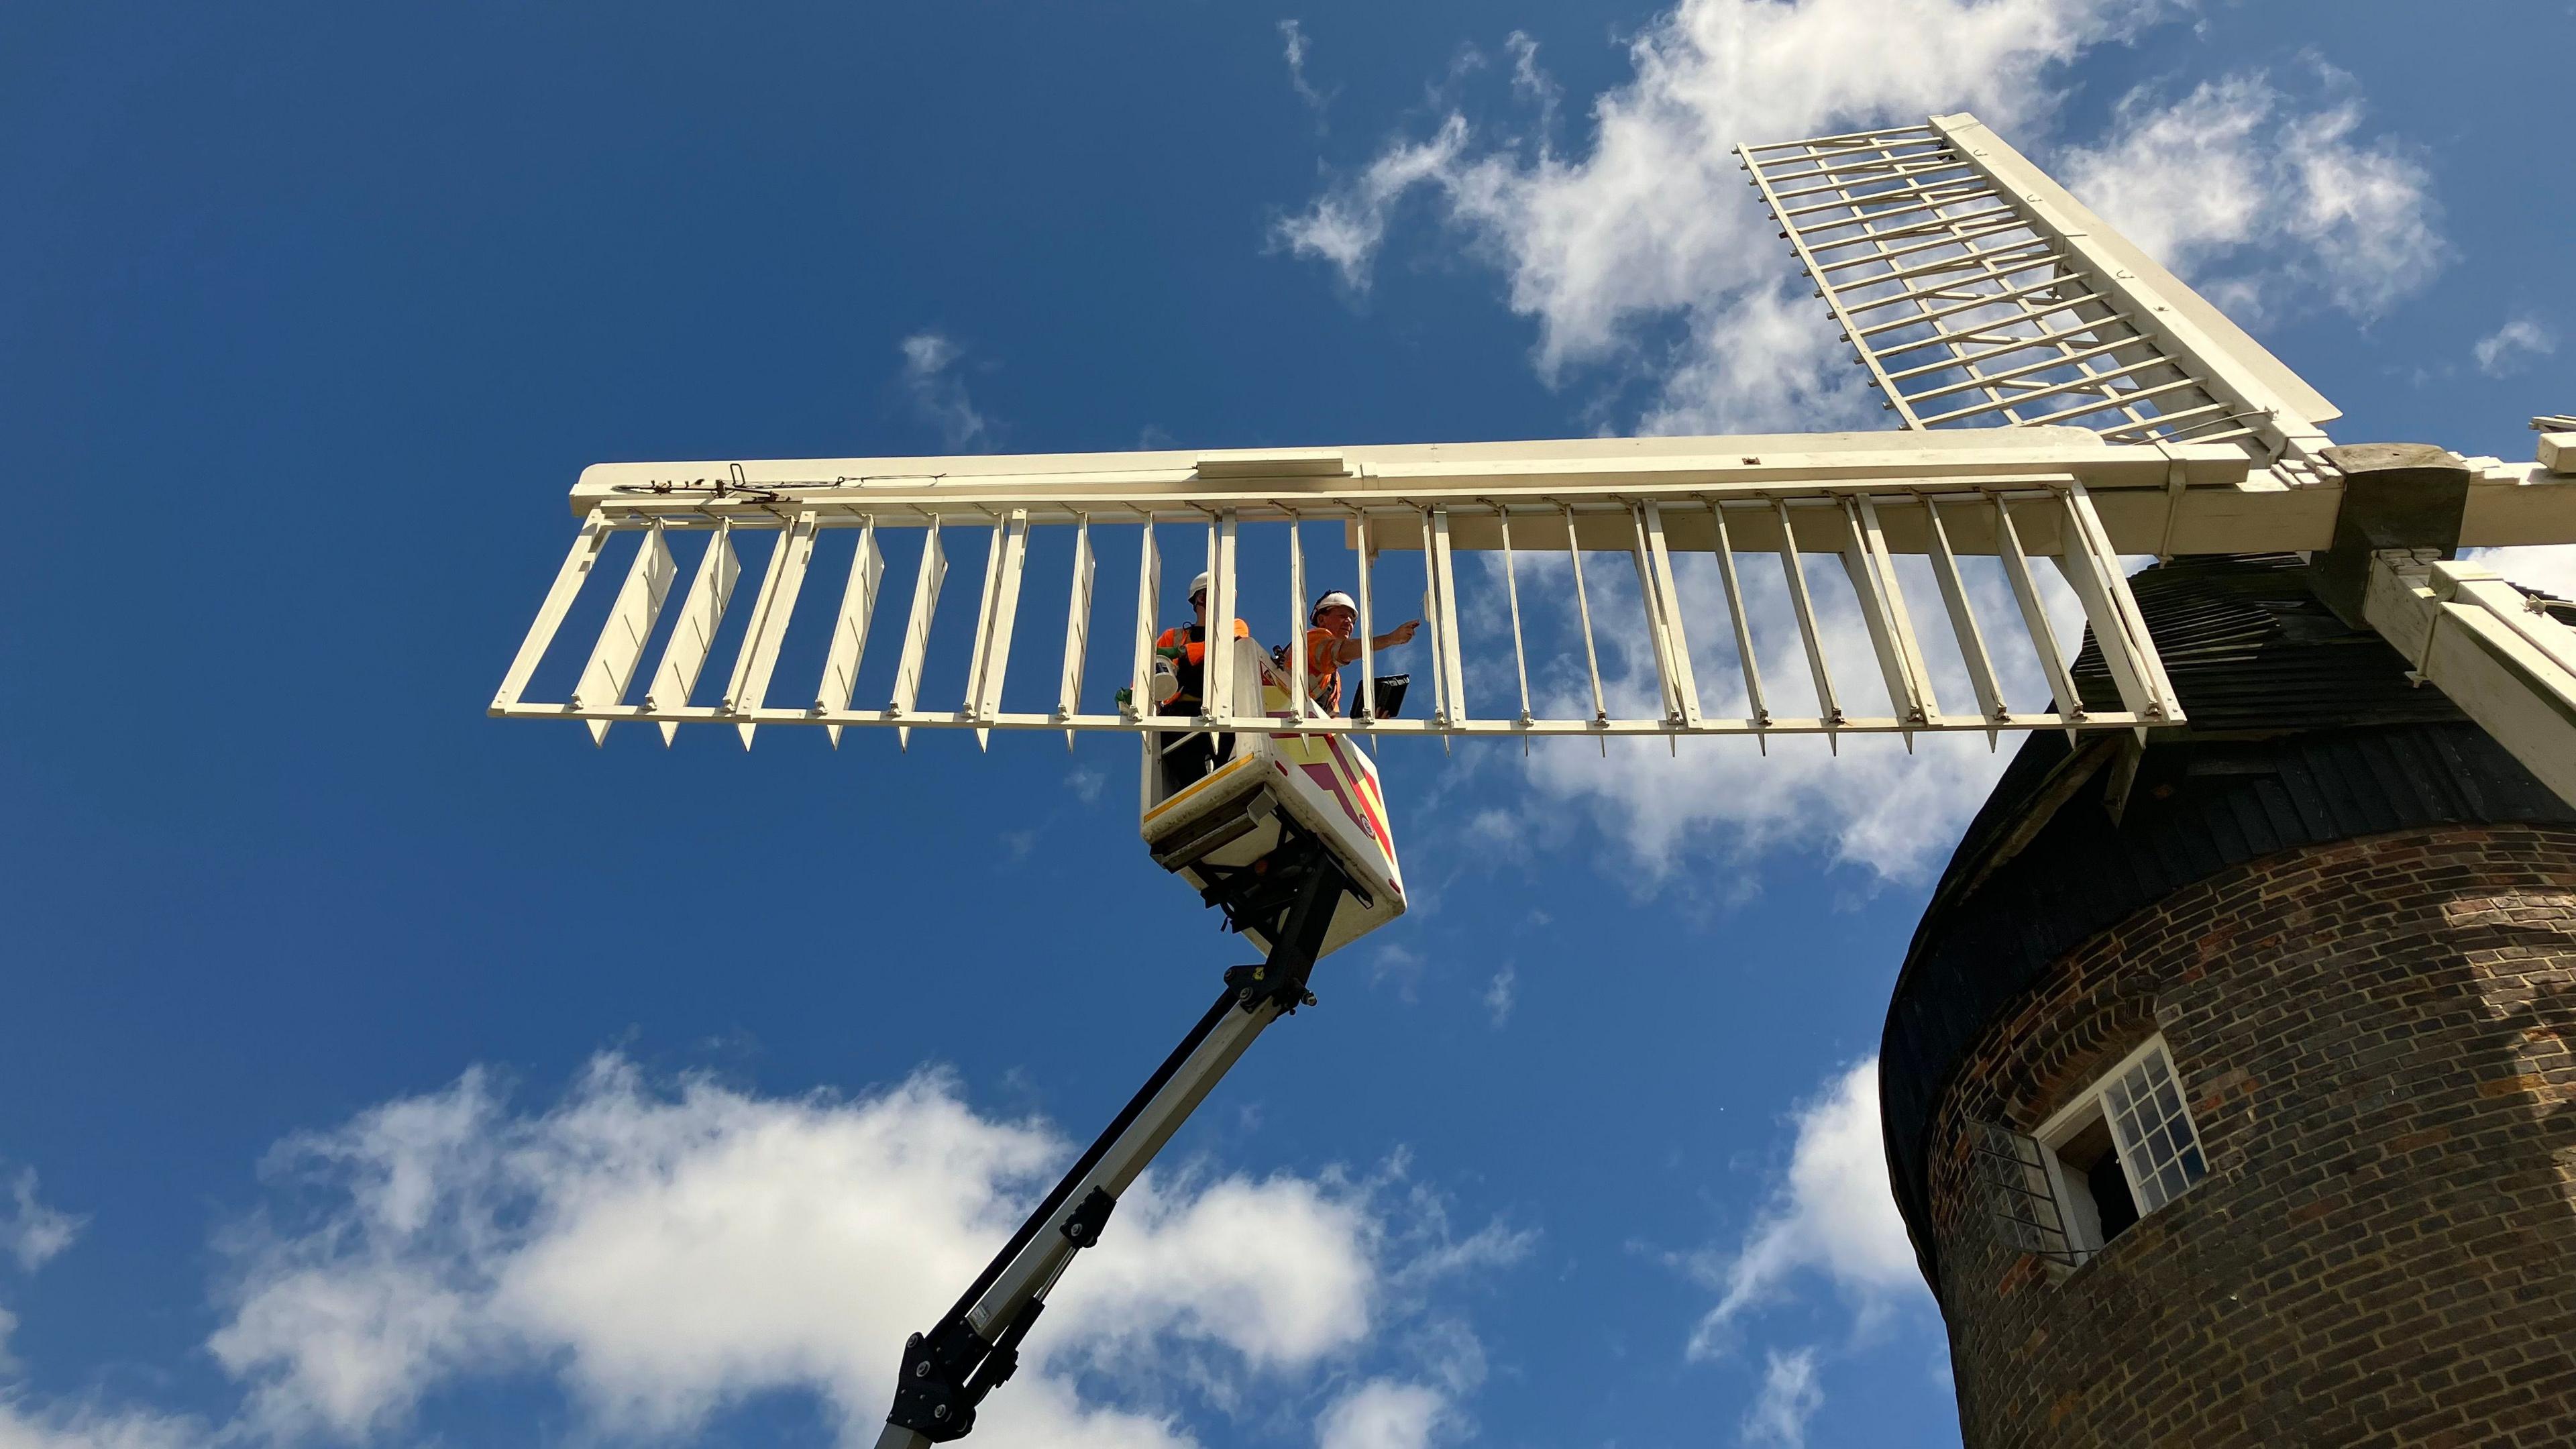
[899,331,997,451]
[1282,3,2441,432]
[1315,1378,1451,1449]
[1482,540,2091,885]
[1278,1,2433,879]
[1740,1348,1825,1448]
[194,1058,1411,1446]
[1522,730,2017,888]
[1277,0,2178,429]
[2472,315,2557,378]
[1685,1059,1925,1358]
[1,1168,83,1273]
[0,1062,1522,1449]
[2057,68,2445,321]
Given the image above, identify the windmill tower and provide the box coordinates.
[1731,115,2576,1443]
[489,112,2576,1445]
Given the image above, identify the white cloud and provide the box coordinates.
[203,1058,1391,1446]
[1315,1379,1450,1449]
[1067,765,1108,804]
[1279,3,2442,879]
[899,331,997,451]
[1525,729,2012,888]
[1489,544,2090,885]
[1276,115,1469,291]
[1055,1173,1377,1371]
[1281,19,1332,115]
[1503,32,1560,146]
[2472,315,2557,378]
[0,1401,208,1449]
[0,1273,204,1449]
[1368,943,1427,1001]
[1279,0,2178,429]
[1739,1347,1824,1448]
[1282,7,2441,419]
[0,1065,1523,1449]
[1,1169,83,1273]
[1686,1059,1924,1359]
[2471,544,2576,602]
[2057,68,2445,321]
[1385,1214,1535,1295]
[1481,966,1515,1028]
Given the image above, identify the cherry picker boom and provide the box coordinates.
[876,818,1354,1447]
[875,638,1407,1445]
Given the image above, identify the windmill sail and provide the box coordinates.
[490,433,2249,747]
[1739,113,2337,477]
[490,117,2576,759]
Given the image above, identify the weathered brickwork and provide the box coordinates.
[1923,825,2576,1449]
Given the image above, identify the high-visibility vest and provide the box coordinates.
[1302,628,1344,714]
[1155,619,1248,704]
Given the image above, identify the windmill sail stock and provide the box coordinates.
[496,114,2576,770]
[493,432,2268,749]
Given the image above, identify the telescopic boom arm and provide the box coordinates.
[872,835,1354,1448]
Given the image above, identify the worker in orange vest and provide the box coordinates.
[1303,590,1417,716]
[1151,572,1250,717]
[1150,572,1252,788]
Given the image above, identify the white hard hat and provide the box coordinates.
[1188,571,1210,600]
[1312,590,1357,619]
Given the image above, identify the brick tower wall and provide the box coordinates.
[1922,824,2576,1448]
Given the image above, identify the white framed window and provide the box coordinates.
[1974,1035,2209,1266]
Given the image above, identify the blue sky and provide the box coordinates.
[1,3,2569,1448]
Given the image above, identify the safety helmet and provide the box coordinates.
[1311,590,1357,621]
[1187,571,1211,600]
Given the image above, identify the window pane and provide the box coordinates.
[2102,1042,2208,1215]
[1970,1122,2076,1265]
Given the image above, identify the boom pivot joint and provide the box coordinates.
[1224,961,1319,1015]
[1201,818,1348,1014]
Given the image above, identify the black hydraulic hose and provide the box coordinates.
[936,982,1243,1328]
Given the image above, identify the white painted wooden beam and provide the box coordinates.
[572,523,676,745]
[643,523,739,747]
[2366,555,2576,808]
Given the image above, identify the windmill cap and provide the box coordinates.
[1313,590,1357,618]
